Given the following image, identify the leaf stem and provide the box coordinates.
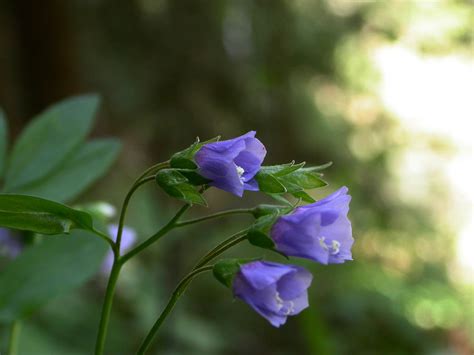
[7,321,21,355]
[174,208,253,228]
[193,229,249,269]
[136,265,213,355]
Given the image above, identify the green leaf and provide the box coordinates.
[305,161,333,172]
[213,258,257,288]
[0,108,7,177]
[0,194,93,235]
[0,230,108,322]
[170,135,220,169]
[177,169,212,186]
[12,139,121,203]
[247,229,275,249]
[155,170,207,206]
[279,170,327,191]
[255,172,287,193]
[4,94,100,191]
[291,190,316,203]
[260,161,306,177]
[156,169,188,186]
[267,193,293,206]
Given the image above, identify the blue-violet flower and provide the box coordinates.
[195,131,266,197]
[232,261,312,327]
[271,186,353,264]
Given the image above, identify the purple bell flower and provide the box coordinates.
[232,261,312,327]
[271,186,353,265]
[0,228,23,259]
[101,224,136,274]
[195,131,266,197]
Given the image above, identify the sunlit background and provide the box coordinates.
[0,0,472,354]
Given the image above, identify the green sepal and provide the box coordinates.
[176,169,212,186]
[170,136,220,169]
[247,229,275,249]
[155,169,207,206]
[291,190,316,203]
[251,204,291,219]
[255,172,286,193]
[213,258,260,288]
[259,161,306,177]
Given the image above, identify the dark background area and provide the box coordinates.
[0,0,472,354]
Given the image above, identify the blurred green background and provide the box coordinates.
[0,0,472,354]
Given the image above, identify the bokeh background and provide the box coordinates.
[0,0,473,354]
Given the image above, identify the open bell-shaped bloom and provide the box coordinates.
[232,261,312,327]
[271,186,353,265]
[195,131,266,197]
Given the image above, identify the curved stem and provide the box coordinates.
[193,229,249,269]
[94,260,122,355]
[116,172,164,248]
[137,265,213,355]
[7,321,21,355]
[91,227,117,253]
[120,204,190,264]
[175,208,253,228]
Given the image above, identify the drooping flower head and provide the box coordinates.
[101,224,136,274]
[271,186,353,265]
[0,228,23,259]
[232,261,312,327]
[195,131,266,197]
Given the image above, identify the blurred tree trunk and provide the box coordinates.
[0,0,79,134]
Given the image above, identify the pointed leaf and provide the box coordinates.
[4,95,100,191]
[255,172,287,193]
[0,194,93,235]
[12,139,121,203]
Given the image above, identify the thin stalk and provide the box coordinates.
[91,227,117,253]
[193,229,249,269]
[116,173,164,248]
[174,208,253,228]
[137,265,213,355]
[120,204,190,264]
[94,261,122,355]
[7,321,21,355]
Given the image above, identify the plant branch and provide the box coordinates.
[137,265,213,355]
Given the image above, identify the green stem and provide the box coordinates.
[175,208,253,228]
[94,261,122,355]
[7,321,21,355]
[120,204,190,264]
[116,169,166,248]
[91,227,117,253]
[137,265,213,355]
[193,229,248,269]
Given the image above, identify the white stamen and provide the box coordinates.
[236,165,245,177]
[331,240,341,255]
[274,292,295,315]
[318,236,329,251]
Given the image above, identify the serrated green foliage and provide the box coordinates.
[12,139,121,203]
[0,109,7,177]
[170,135,220,169]
[4,94,100,191]
[255,173,287,193]
[256,161,329,197]
[0,230,108,322]
[213,258,257,288]
[155,169,207,206]
[0,194,93,235]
